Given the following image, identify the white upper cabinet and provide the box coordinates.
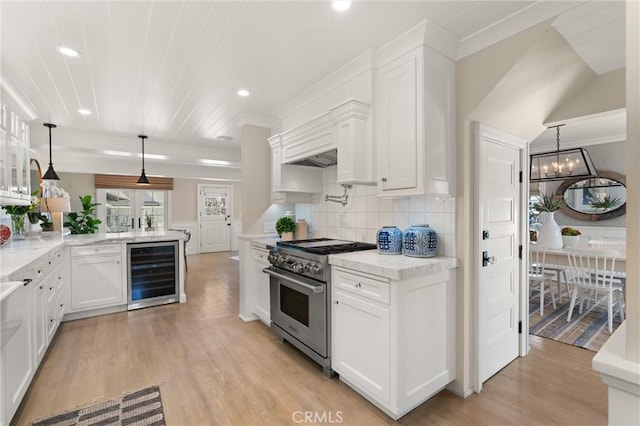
[376,45,455,197]
[269,99,375,194]
[0,99,31,205]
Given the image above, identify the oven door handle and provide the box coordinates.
[262,268,324,294]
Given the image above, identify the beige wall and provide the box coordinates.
[57,172,96,212]
[240,124,293,234]
[625,0,639,362]
[455,20,621,393]
[172,179,242,222]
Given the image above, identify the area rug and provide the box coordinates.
[32,385,165,426]
[529,296,622,352]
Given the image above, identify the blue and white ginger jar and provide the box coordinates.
[403,224,437,258]
[376,226,403,255]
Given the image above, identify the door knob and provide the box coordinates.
[482,251,497,267]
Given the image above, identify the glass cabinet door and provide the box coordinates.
[0,128,9,197]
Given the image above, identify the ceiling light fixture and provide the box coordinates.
[530,124,597,182]
[137,134,150,185]
[57,45,81,57]
[332,1,351,12]
[78,108,92,115]
[42,123,60,181]
[237,89,250,97]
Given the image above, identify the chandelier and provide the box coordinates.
[530,124,597,182]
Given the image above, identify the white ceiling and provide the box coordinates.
[530,110,626,153]
[0,0,626,178]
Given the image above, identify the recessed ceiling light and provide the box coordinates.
[78,108,92,115]
[332,1,351,12]
[237,89,250,97]
[216,135,233,142]
[57,45,81,57]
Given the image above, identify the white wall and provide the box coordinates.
[295,167,456,258]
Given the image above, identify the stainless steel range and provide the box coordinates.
[263,238,376,377]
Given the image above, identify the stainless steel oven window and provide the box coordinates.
[280,285,309,326]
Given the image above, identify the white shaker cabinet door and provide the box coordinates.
[1,283,34,425]
[71,255,124,311]
[332,287,391,406]
[376,52,419,193]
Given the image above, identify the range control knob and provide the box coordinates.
[305,263,322,275]
[292,262,305,274]
[268,253,278,264]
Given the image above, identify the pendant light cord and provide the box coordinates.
[48,125,54,167]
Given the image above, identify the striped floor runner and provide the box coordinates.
[32,385,165,426]
[529,295,623,352]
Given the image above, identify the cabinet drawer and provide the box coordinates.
[71,244,122,257]
[333,268,390,305]
[251,247,270,265]
[48,247,64,266]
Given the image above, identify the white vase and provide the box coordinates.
[537,212,563,249]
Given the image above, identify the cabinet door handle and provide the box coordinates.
[48,261,52,265]
[116,260,121,264]
[334,300,339,305]
[381,177,387,183]
[49,286,53,290]
[138,218,141,228]
[354,283,362,288]
[50,319,54,323]
[39,285,43,290]
[132,218,135,229]
[23,278,33,286]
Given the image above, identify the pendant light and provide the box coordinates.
[42,123,60,180]
[530,124,597,182]
[137,134,150,185]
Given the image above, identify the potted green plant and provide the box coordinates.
[561,226,581,248]
[64,195,102,234]
[34,213,54,232]
[275,216,296,241]
[145,214,155,231]
[532,193,565,249]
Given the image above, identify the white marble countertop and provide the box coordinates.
[0,281,26,303]
[329,250,458,281]
[250,238,279,249]
[1,230,187,281]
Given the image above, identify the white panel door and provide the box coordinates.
[477,124,522,384]
[199,185,231,253]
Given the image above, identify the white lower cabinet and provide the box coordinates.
[331,266,455,420]
[31,277,46,364]
[70,244,125,312]
[251,247,271,325]
[1,282,34,425]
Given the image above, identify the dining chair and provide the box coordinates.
[564,247,625,333]
[529,245,557,315]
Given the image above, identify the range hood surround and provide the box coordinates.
[274,99,374,184]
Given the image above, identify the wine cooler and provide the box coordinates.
[127,241,179,310]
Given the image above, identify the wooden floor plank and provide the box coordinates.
[13,252,607,425]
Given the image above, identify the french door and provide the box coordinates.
[97,189,168,233]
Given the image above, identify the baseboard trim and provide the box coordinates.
[239,314,258,322]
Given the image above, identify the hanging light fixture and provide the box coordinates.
[137,134,150,185]
[42,123,60,180]
[530,124,597,182]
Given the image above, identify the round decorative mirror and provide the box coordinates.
[556,171,626,221]
[30,158,43,197]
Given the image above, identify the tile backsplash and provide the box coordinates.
[294,167,456,257]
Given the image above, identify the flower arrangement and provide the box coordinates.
[561,227,581,236]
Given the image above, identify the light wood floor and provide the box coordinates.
[13,252,607,425]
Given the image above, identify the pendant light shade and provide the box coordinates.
[42,123,60,181]
[137,134,150,185]
[530,124,597,182]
